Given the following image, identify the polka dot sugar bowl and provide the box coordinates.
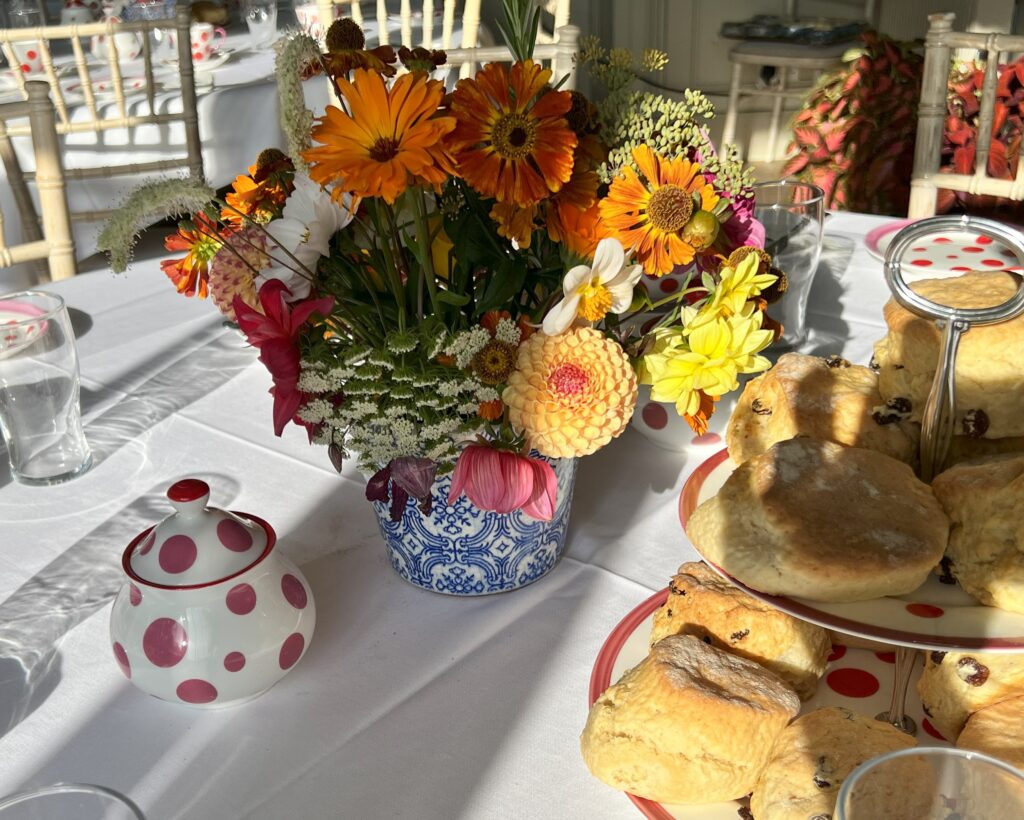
[109,478,316,708]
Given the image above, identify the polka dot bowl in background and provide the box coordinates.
[629,383,740,453]
[110,479,316,708]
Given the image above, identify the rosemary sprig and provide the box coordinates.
[495,0,540,63]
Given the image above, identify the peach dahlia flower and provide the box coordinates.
[502,327,637,459]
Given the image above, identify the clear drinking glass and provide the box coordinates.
[243,0,279,48]
[0,783,144,819]
[0,291,92,485]
[836,747,1024,820]
[753,180,825,349]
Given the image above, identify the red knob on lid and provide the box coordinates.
[167,478,210,503]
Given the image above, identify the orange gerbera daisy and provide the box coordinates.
[447,60,577,206]
[490,201,538,247]
[547,199,606,260]
[160,213,223,298]
[222,149,295,226]
[600,145,721,276]
[303,69,456,204]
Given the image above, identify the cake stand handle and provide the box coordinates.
[876,646,919,735]
[883,215,1024,479]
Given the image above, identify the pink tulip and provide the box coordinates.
[448,444,558,521]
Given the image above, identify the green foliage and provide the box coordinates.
[496,0,540,63]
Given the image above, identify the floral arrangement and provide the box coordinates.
[99,3,783,521]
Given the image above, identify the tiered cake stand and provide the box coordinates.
[588,216,1024,819]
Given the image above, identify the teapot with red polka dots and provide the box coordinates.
[109,478,316,708]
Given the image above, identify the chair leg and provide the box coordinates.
[767,66,787,161]
[722,61,744,154]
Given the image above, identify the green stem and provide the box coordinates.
[410,188,443,318]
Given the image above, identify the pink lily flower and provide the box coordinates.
[233,279,334,436]
[448,444,558,521]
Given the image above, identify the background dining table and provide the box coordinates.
[0,210,896,818]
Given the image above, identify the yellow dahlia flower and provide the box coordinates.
[644,309,774,417]
[503,327,637,458]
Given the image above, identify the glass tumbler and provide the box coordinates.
[0,783,144,819]
[243,0,279,48]
[0,291,92,485]
[753,180,825,349]
[836,747,1024,820]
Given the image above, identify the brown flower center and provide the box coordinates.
[326,18,366,52]
[491,112,536,160]
[547,362,590,399]
[369,137,400,162]
[472,340,518,385]
[647,184,694,233]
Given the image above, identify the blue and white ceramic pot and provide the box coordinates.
[371,457,578,596]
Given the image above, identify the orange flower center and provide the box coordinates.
[472,340,518,385]
[647,184,694,233]
[369,137,400,162]
[547,362,589,398]
[491,112,537,160]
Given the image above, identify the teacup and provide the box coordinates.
[90,19,144,62]
[10,42,44,76]
[293,2,338,40]
[189,22,227,64]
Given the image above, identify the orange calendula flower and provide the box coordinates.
[490,201,538,247]
[447,60,577,206]
[684,390,718,436]
[303,69,456,204]
[600,145,721,276]
[547,200,606,260]
[160,213,223,298]
[477,399,504,421]
[222,150,295,226]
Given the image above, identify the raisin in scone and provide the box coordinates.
[650,561,830,699]
[750,707,919,820]
[931,452,1024,613]
[686,438,949,602]
[873,270,1024,439]
[957,694,1024,769]
[726,352,918,466]
[917,649,1024,740]
[581,635,800,804]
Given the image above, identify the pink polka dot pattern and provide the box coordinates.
[982,259,1005,267]
[906,603,944,618]
[224,652,246,672]
[691,432,722,446]
[129,584,142,606]
[226,583,257,615]
[827,645,847,662]
[933,237,952,243]
[138,531,156,556]
[641,402,668,431]
[281,574,308,609]
[112,642,131,679]
[217,518,253,552]
[826,667,880,698]
[279,632,305,670]
[963,246,983,253]
[910,259,933,267]
[159,534,198,574]
[875,651,896,664]
[177,678,218,704]
[143,618,188,667]
[977,236,993,244]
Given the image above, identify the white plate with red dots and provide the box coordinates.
[588,588,950,820]
[679,449,1024,652]
[865,218,1024,278]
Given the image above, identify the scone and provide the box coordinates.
[726,352,918,466]
[917,649,1024,740]
[750,707,918,820]
[686,438,949,602]
[932,453,1024,612]
[581,634,800,804]
[957,694,1024,769]
[946,433,1024,467]
[650,561,830,700]
[874,270,1024,439]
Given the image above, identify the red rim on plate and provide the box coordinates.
[588,588,673,820]
[864,218,915,260]
[677,449,1024,651]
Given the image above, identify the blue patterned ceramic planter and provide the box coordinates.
[372,457,578,595]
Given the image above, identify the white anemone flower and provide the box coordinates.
[542,237,643,335]
[260,173,354,300]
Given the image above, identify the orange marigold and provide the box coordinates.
[303,68,456,204]
[599,145,721,276]
[502,327,637,458]
[160,213,222,298]
[447,60,577,206]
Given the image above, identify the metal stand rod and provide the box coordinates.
[876,646,919,735]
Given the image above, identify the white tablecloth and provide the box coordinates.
[0,211,894,819]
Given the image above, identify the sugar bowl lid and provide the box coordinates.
[130,478,269,587]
